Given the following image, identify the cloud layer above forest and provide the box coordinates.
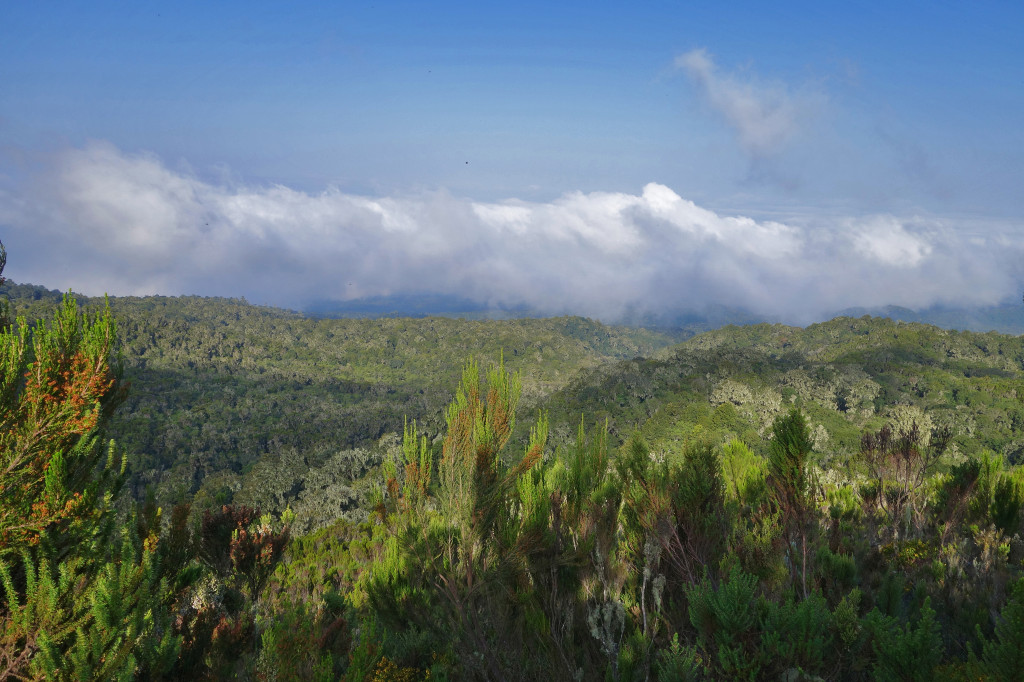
[2,142,1022,323]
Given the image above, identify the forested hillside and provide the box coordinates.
[1,282,681,527]
[3,273,1024,680]
[544,316,1024,465]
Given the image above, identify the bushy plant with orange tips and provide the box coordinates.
[0,288,126,555]
[0,246,179,680]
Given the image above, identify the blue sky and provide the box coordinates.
[2,1,1023,321]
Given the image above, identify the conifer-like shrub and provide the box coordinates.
[0,246,179,680]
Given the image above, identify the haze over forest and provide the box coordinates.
[2,2,1023,321]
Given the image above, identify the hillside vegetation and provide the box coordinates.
[1,282,680,520]
[543,317,1024,463]
[2,273,1024,680]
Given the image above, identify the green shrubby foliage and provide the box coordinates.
[992,469,1024,536]
[6,260,1024,678]
[967,577,1024,680]
[721,437,767,504]
[655,633,704,682]
[865,598,943,682]
[0,252,180,680]
[312,352,1024,680]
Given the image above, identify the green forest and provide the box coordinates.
[2,254,1024,681]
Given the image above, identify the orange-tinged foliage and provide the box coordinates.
[0,296,124,553]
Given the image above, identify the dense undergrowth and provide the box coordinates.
[2,261,1024,679]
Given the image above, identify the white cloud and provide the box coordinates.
[852,216,932,266]
[675,48,822,159]
[2,142,1022,323]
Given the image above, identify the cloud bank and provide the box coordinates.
[1,142,1022,323]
